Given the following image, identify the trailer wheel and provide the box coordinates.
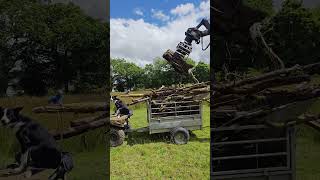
[170,127,190,145]
[110,128,125,147]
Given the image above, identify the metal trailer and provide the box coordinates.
[146,100,203,134]
[211,125,295,180]
[111,100,203,146]
[210,99,318,180]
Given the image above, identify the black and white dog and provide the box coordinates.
[0,107,73,179]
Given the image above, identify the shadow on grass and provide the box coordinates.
[126,131,210,146]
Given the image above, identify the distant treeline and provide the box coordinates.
[111,58,209,91]
[0,0,109,96]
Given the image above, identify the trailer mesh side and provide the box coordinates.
[211,125,295,180]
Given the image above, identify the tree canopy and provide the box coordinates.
[0,0,109,96]
[213,0,320,77]
[111,58,209,91]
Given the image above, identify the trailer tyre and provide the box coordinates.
[110,128,125,147]
[171,127,190,145]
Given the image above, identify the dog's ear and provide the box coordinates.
[13,107,24,114]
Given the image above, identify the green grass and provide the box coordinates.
[296,96,320,180]
[296,125,320,180]
[0,94,107,179]
[110,103,210,179]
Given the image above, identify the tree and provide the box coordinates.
[264,1,320,66]
[111,59,144,91]
[212,0,274,73]
[193,62,210,82]
[111,58,210,90]
[0,0,109,95]
[213,0,320,75]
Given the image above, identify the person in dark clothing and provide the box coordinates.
[110,96,132,130]
[111,96,132,117]
[48,90,63,105]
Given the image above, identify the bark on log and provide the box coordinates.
[128,97,150,106]
[213,62,320,92]
[162,49,193,75]
[33,102,109,113]
[222,75,310,95]
[52,118,108,140]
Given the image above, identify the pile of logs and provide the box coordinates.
[125,82,210,106]
[212,62,320,129]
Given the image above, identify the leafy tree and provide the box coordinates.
[111,58,210,90]
[193,62,210,82]
[111,59,144,91]
[264,0,320,66]
[213,0,320,76]
[244,0,275,16]
[0,0,109,95]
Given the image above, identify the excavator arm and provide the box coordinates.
[163,18,210,83]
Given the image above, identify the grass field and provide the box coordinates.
[296,125,320,180]
[110,101,210,180]
[0,94,108,180]
[296,97,320,180]
[1,90,320,180]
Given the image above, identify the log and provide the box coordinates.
[128,97,150,106]
[162,49,193,75]
[267,114,320,127]
[70,116,99,127]
[0,168,47,179]
[33,102,109,114]
[52,118,108,140]
[213,81,320,109]
[213,62,320,92]
[120,94,145,98]
[221,75,310,95]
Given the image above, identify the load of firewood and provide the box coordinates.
[123,82,210,106]
[212,62,320,129]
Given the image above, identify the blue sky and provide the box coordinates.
[110,0,210,66]
[111,0,205,25]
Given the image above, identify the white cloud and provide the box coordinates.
[170,3,194,16]
[151,9,170,22]
[111,0,210,66]
[134,8,143,16]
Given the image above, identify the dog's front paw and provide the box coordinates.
[24,170,32,178]
[11,167,23,174]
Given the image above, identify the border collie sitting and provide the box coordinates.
[0,107,73,179]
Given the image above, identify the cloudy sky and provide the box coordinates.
[110,0,210,66]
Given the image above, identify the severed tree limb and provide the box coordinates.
[250,22,285,70]
[213,62,320,92]
[127,97,150,106]
[51,118,107,140]
[163,49,199,83]
[266,114,320,128]
[33,102,109,114]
